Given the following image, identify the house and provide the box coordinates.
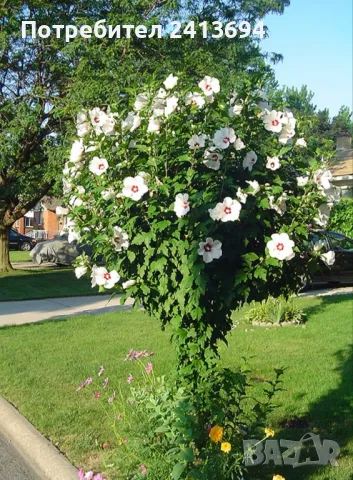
[330,131,353,199]
[15,196,67,240]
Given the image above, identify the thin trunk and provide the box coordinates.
[0,223,12,273]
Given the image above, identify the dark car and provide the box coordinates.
[9,229,36,251]
[308,231,353,285]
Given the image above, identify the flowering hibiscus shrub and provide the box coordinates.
[63,72,332,373]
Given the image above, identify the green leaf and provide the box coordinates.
[172,462,187,480]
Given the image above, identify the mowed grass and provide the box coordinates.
[0,268,102,301]
[9,250,31,263]
[0,295,352,480]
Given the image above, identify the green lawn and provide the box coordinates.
[9,250,31,263]
[0,295,352,480]
[0,268,102,301]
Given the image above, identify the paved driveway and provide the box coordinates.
[0,434,39,480]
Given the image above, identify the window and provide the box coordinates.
[10,230,19,238]
[24,217,34,228]
[328,233,353,251]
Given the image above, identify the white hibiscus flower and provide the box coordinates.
[91,266,120,289]
[198,76,220,96]
[101,188,115,200]
[147,117,161,133]
[296,176,309,187]
[122,112,141,132]
[56,206,69,216]
[296,138,307,148]
[112,226,129,251]
[313,204,331,228]
[243,151,258,171]
[269,194,287,215]
[89,157,108,176]
[134,93,149,111]
[165,96,179,117]
[121,175,148,201]
[188,134,206,150]
[278,124,295,145]
[263,110,283,133]
[198,238,222,263]
[267,233,295,261]
[76,111,91,137]
[234,138,245,150]
[213,127,236,149]
[66,219,80,243]
[75,266,88,279]
[209,197,242,222]
[203,149,223,170]
[163,73,178,90]
[236,188,247,204]
[174,193,190,218]
[185,92,205,109]
[321,250,335,266]
[314,169,332,190]
[122,280,137,289]
[229,104,243,117]
[63,178,73,195]
[266,156,281,171]
[246,180,260,195]
[70,140,84,163]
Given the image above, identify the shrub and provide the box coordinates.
[328,197,353,238]
[245,296,306,325]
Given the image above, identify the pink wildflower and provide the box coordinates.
[98,365,105,377]
[77,469,85,480]
[94,475,104,480]
[145,362,153,374]
[117,413,123,421]
[138,465,148,476]
[94,392,101,399]
[103,377,109,389]
[127,374,133,384]
[76,377,93,392]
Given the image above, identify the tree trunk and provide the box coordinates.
[0,223,13,273]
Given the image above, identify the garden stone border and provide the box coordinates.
[0,397,77,480]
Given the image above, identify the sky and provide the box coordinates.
[262,0,352,117]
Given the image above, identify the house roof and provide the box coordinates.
[330,149,353,177]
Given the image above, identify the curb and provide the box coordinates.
[0,397,78,480]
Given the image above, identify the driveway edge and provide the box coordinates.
[0,397,78,480]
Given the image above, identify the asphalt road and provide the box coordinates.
[0,434,39,480]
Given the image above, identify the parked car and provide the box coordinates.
[9,229,36,251]
[30,234,92,266]
[306,230,353,286]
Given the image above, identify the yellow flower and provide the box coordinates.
[265,427,275,438]
[221,442,232,453]
[209,425,224,443]
[273,475,285,480]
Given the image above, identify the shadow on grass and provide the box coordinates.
[247,343,353,480]
[301,293,353,317]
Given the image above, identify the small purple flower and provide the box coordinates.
[94,392,101,399]
[127,374,133,384]
[103,377,109,389]
[117,413,123,421]
[77,469,85,480]
[98,365,105,377]
[76,377,93,392]
[145,362,153,374]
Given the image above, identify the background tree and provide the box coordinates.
[0,0,290,272]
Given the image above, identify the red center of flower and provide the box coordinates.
[205,84,212,91]
[194,143,200,148]
[276,243,284,251]
[191,99,197,104]
[183,202,188,209]
[272,119,279,126]
[94,116,100,124]
[250,158,255,163]
[224,207,232,215]
[114,237,121,244]
[131,185,139,193]
[204,244,212,252]
[223,137,230,144]
[98,163,105,170]
[271,162,275,167]
[212,154,218,160]
[104,273,111,280]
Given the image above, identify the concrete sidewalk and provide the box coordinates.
[0,295,134,327]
